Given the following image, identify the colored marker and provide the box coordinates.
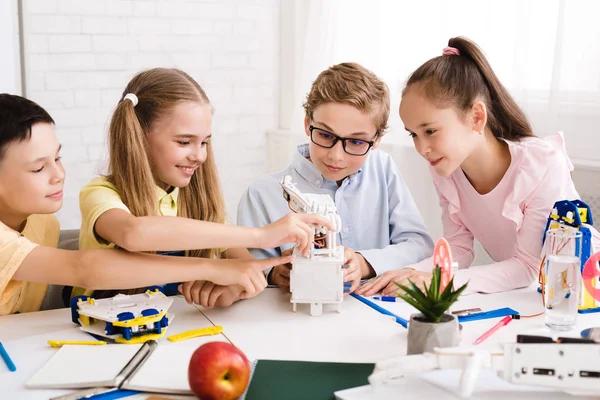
[474,316,514,345]
[373,296,398,302]
[0,342,16,372]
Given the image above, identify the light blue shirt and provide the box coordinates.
[237,144,434,275]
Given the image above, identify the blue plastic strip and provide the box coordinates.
[350,293,408,328]
[458,307,519,322]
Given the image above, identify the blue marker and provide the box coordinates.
[373,296,398,302]
[0,342,16,372]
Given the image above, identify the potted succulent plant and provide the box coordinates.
[396,266,468,355]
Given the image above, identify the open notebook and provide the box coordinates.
[25,339,222,394]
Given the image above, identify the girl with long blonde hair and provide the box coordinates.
[76,68,329,302]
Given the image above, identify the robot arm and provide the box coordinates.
[368,347,501,398]
[280,175,342,253]
[368,340,600,398]
[281,175,312,214]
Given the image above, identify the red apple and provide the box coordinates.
[188,341,250,400]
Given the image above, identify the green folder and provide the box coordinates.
[243,359,375,400]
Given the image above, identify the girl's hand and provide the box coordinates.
[256,214,336,256]
[355,269,432,297]
[206,255,291,298]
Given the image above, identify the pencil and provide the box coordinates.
[0,342,16,372]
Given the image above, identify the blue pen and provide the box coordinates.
[373,296,398,302]
[350,293,408,328]
[0,342,16,372]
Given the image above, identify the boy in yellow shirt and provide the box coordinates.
[0,94,323,315]
[0,214,59,314]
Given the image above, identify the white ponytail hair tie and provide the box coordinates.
[123,93,138,107]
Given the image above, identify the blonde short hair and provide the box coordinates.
[303,62,390,136]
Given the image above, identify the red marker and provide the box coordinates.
[474,315,513,345]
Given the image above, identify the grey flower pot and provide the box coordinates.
[407,313,459,355]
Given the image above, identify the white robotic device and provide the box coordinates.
[280,175,345,316]
[368,338,600,398]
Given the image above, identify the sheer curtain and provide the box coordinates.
[0,0,21,94]
[284,0,600,164]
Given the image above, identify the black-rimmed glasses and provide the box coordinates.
[309,125,377,156]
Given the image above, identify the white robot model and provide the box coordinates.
[280,175,345,316]
[368,338,600,398]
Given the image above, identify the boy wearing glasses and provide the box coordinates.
[206,63,432,305]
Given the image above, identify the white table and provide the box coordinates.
[1,286,599,399]
[200,288,405,363]
[0,297,210,400]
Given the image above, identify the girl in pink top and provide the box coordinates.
[357,37,579,296]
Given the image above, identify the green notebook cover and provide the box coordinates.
[243,359,375,400]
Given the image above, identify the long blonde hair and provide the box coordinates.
[101,68,225,296]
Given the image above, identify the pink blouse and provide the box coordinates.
[410,132,580,294]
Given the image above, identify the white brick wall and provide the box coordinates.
[22,0,279,229]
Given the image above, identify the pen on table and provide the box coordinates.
[350,293,408,328]
[373,296,399,302]
[0,342,16,372]
[474,315,514,345]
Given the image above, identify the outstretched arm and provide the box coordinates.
[13,246,290,298]
[95,209,330,256]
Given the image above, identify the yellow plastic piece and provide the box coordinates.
[80,315,91,326]
[48,340,107,348]
[579,208,588,223]
[115,331,166,344]
[112,312,165,328]
[562,215,574,224]
[89,298,95,305]
[579,276,598,310]
[167,326,223,342]
[548,220,560,229]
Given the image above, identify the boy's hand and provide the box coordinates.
[355,268,432,297]
[256,213,336,257]
[268,248,293,292]
[179,281,245,308]
[342,247,362,294]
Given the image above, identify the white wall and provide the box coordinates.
[21,0,279,228]
[0,0,21,94]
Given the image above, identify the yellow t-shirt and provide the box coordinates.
[75,177,180,297]
[79,177,179,250]
[0,214,60,315]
